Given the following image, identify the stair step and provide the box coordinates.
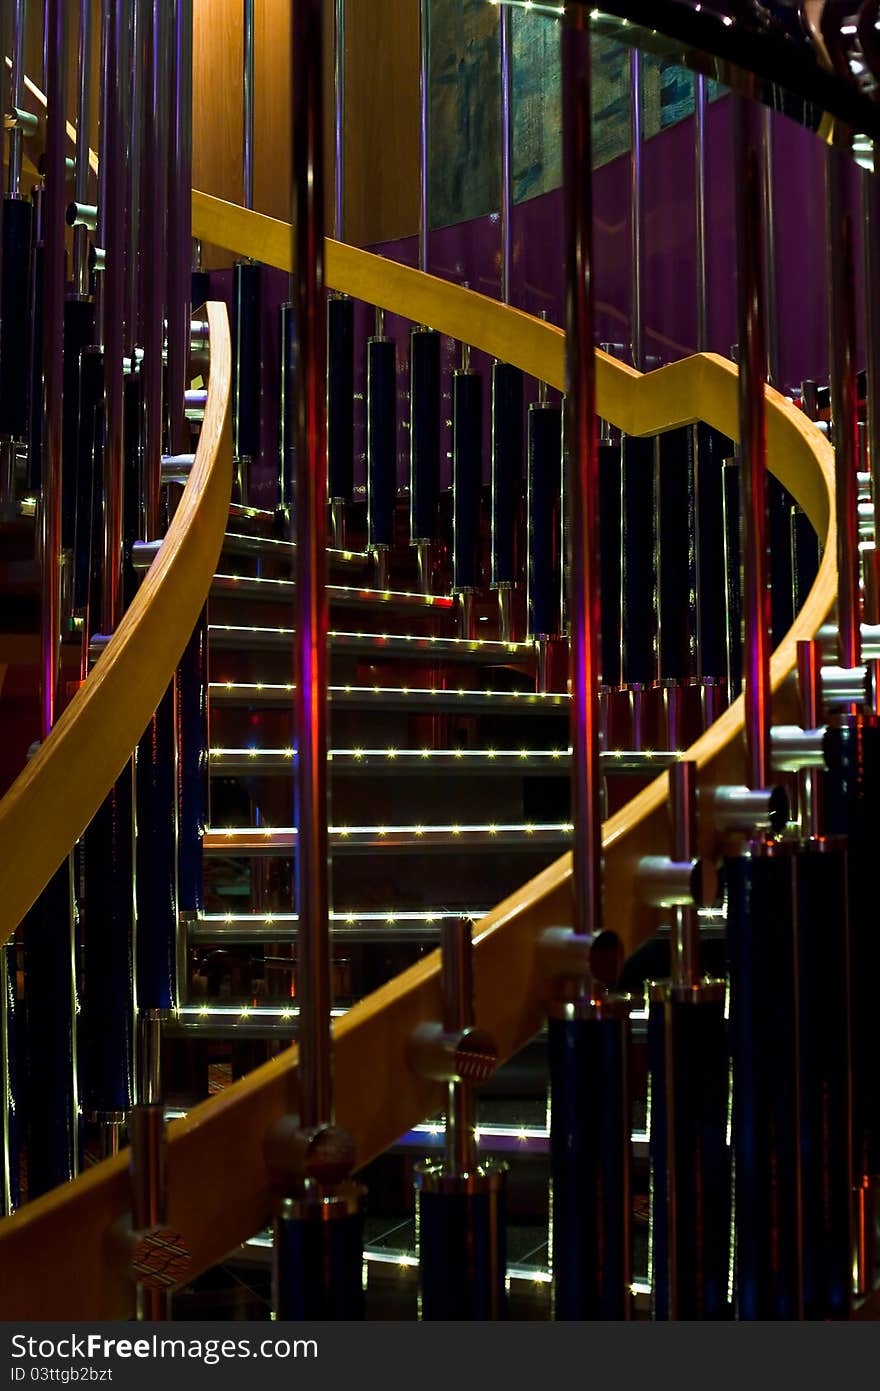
[211,573,454,613]
[203,823,572,856]
[209,682,568,712]
[221,531,370,571]
[189,909,487,945]
[208,624,535,664]
[207,746,677,776]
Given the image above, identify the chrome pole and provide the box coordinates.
[564,3,602,942]
[694,72,708,352]
[827,142,862,672]
[864,161,880,544]
[419,0,429,274]
[734,94,772,791]
[243,0,255,211]
[7,0,26,198]
[292,0,332,1132]
[500,1,512,305]
[760,106,779,386]
[334,0,344,241]
[630,48,642,371]
[100,0,127,635]
[40,0,67,736]
[125,0,143,360]
[142,0,168,539]
[166,0,193,454]
[72,0,93,299]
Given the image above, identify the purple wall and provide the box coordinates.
[213,95,866,507]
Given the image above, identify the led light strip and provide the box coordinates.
[197,910,485,925]
[212,573,454,608]
[208,623,533,654]
[222,531,367,564]
[209,681,570,706]
[203,823,574,854]
[208,746,678,771]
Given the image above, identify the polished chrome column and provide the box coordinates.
[100,0,127,635]
[124,0,143,362]
[243,0,255,211]
[826,142,861,672]
[72,0,93,299]
[141,0,169,538]
[334,0,345,240]
[419,0,429,274]
[292,0,331,1133]
[564,3,602,944]
[734,95,772,792]
[630,48,642,371]
[500,1,512,305]
[40,0,67,735]
[166,0,194,454]
[694,72,708,352]
[7,0,27,198]
[760,107,779,386]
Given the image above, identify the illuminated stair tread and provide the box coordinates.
[221,529,368,568]
[189,909,489,944]
[203,823,573,854]
[211,572,454,611]
[209,682,569,710]
[208,623,535,660]
[207,746,677,774]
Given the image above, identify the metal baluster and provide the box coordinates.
[0,0,34,507]
[642,762,730,1319]
[367,308,396,590]
[545,5,631,1321]
[268,0,364,1320]
[135,0,177,1113]
[723,92,802,1320]
[232,0,261,506]
[412,921,506,1319]
[452,343,483,639]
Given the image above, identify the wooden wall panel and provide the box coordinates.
[342,0,420,246]
[192,0,421,257]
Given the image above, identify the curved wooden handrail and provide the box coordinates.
[0,302,232,945]
[0,202,836,1319]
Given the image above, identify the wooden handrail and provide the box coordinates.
[0,302,232,945]
[0,205,836,1315]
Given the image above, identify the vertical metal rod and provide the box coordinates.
[563,3,602,940]
[864,162,880,538]
[334,0,344,241]
[418,0,429,274]
[100,0,126,634]
[125,0,143,360]
[7,0,25,196]
[442,920,477,1177]
[40,0,66,737]
[669,760,699,990]
[629,48,642,371]
[500,2,512,305]
[142,0,168,538]
[166,0,193,455]
[292,0,332,1132]
[733,96,772,792]
[72,0,93,298]
[694,73,708,352]
[827,143,862,671]
[243,0,255,211]
[760,107,779,386]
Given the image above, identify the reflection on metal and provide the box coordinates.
[694,72,708,352]
[630,48,643,372]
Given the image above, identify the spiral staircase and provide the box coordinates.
[4,0,880,1325]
